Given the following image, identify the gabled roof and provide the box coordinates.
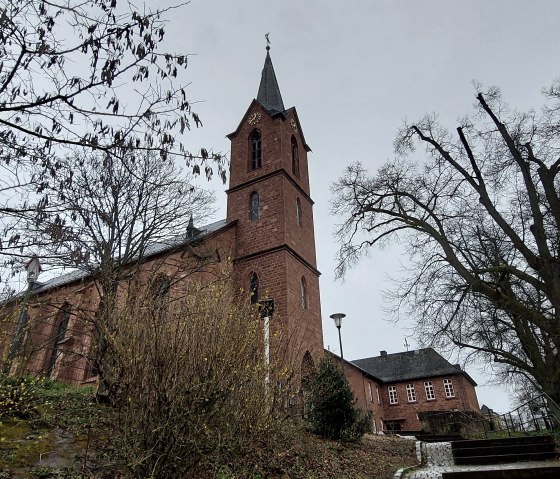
[24,219,230,297]
[325,349,382,383]
[256,47,285,114]
[351,348,477,386]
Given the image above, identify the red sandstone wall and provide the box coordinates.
[227,103,310,194]
[1,227,237,386]
[227,102,324,373]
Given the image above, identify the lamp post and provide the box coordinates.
[6,256,42,372]
[330,312,346,361]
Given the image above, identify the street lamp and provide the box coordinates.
[6,256,42,372]
[330,312,346,361]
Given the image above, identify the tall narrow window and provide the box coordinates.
[152,273,171,314]
[250,130,262,170]
[250,191,259,221]
[406,384,417,402]
[300,276,308,309]
[388,385,398,404]
[296,197,302,227]
[291,135,299,177]
[46,303,72,376]
[424,381,435,400]
[368,382,374,402]
[443,379,455,398]
[249,272,259,304]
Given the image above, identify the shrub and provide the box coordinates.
[306,358,368,441]
[102,271,282,478]
[0,375,39,419]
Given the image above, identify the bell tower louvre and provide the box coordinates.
[226,46,324,372]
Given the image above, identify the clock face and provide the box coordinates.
[248,112,261,126]
[290,118,298,133]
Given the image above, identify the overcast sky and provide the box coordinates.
[147,1,560,412]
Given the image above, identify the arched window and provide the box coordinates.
[300,350,315,416]
[291,135,299,177]
[300,276,308,309]
[249,191,259,222]
[296,197,302,227]
[250,129,262,170]
[46,303,72,376]
[152,273,171,315]
[250,272,259,304]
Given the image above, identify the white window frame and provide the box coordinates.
[406,383,416,402]
[376,385,381,405]
[424,381,435,401]
[388,385,398,405]
[368,382,373,402]
[443,378,455,398]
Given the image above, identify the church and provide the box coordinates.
[1,47,481,433]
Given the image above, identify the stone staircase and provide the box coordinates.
[396,435,560,479]
[451,435,557,466]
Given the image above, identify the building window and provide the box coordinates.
[250,129,262,170]
[424,381,435,401]
[249,191,259,221]
[249,272,259,304]
[152,273,171,313]
[46,303,72,376]
[376,385,381,405]
[291,135,299,177]
[388,385,398,405]
[368,382,373,402]
[443,379,455,398]
[296,197,302,227]
[300,276,308,309]
[406,384,416,402]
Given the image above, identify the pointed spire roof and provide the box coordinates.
[257,46,285,113]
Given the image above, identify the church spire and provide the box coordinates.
[256,45,285,113]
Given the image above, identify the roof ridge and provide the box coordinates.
[24,218,228,296]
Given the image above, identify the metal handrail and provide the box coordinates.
[417,393,558,438]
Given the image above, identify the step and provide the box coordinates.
[453,442,556,458]
[451,435,554,450]
[442,464,560,479]
[454,451,558,466]
[417,434,464,442]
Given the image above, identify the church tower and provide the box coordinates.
[226,46,324,374]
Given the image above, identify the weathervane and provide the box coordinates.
[404,337,410,351]
[265,32,270,50]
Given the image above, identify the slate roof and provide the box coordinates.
[257,47,285,114]
[351,348,477,386]
[26,218,229,296]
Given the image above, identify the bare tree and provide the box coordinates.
[332,83,560,409]
[0,0,224,271]
[19,149,215,389]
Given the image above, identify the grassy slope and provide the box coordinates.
[214,426,417,479]
[1,380,417,479]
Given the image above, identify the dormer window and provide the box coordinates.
[291,135,299,177]
[250,130,262,170]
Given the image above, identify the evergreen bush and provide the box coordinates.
[306,358,369,441]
